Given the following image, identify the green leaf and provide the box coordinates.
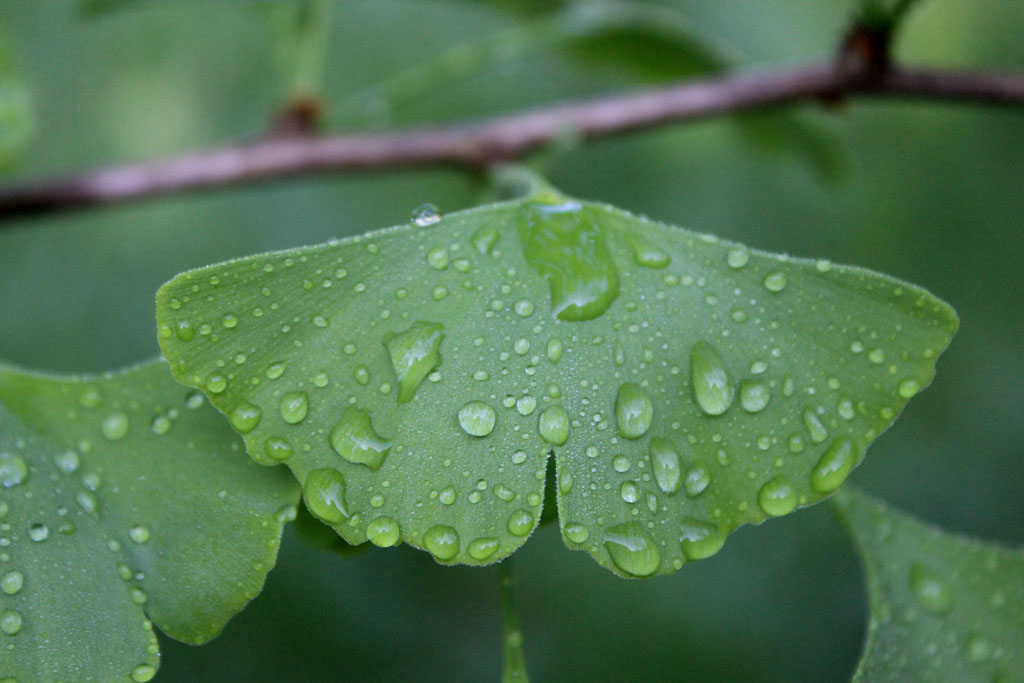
[0,360,299,681]
[0,29,33,171]
[155,190,956,577]
[833,488,1023,682]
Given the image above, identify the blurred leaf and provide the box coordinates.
[0,30,33,171]
[259,0,330,99]
[156,188,956,578]
[857,0,928,30]
[0,360,299,681]
[833,488,1024,682]
[733,111,850,183]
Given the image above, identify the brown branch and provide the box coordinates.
[1,62,1023,222]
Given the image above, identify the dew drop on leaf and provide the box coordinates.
[329,407,390,470]
[758,475,797,517]
[603,522,660,577]
[690,341,735,416]
[303,468,350,525]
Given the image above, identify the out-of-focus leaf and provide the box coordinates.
[156,186,956,577]
[834,488,1024,682]
[0,31,33,171]
[733,111,850,183]
[0,360,299,681]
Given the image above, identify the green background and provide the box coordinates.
[0,1,1020,680]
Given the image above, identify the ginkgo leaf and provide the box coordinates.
[0,360,299,682]
[833,488,1023,682]
[155,189,956,577]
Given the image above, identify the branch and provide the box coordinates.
[1,62,1023,221]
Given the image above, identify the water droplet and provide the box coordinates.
[265,362,286,380]
[763,271,787,292]
[329,407,390,471]
[679,518,725,560]
[538,406,569,445]
[868,348,885,364]
[471,224,500,254]
[758,476,797,517]
[459,401,496,437]
[515,395,536,416]
[627,234,670,268]
[264,437,294,461]
[965,634,993,662]
[810,439,859,493]
[425,246,449,270]
[129,525,151,544]
[0,453,27,488]
[101,412,130,441]
[909,562,954,614]
[175,319,194,342]
[221,313,238,329]
[1,609,22,635]
[230,401,262,434]
[467,537,500,561]
[511,450,528,465]
[423,524,460,561]
[739,380,770,413]
[802,408,829,443]
[411,203,442,226]
[206,373,228,393]
[648,438,680,495]
[603,522,660,577]
[513,338,530,355]
[518,202,619,321]
[684,462,711,498]
[727,246,750,269]
[438,486,457,505]
[303,468,350,524]
[79,387,102,408]
[615,383,653,439]
[619,481,640,504]
[690,341,735,416]
[564,523,590,544]
[366,517,401,547]
[1,571,23,595]
[507,509,534,536]
[898,378,921,398]
[185,391,204,410]
[612,455,631,473]
[131,664,156,682]
[546,338,563,363]
[514,299,534,317]
[279,391,309,424]
[150,414,171,435]
[384,321,445,403]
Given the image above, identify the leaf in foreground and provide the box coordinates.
[156,191,956,577]
[834,488,1023,682]
[0,360,299,682]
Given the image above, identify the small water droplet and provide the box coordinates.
[810,439,859,493]
[515,395,536,416]
[758,476,797,517]
[538,406,569,445]
[909,562,954,614]
[0,453,27,488]
[546,338,563,363]
[329,407,390,470]
[459,401,496,437]
[384,321,445,403]
[802,408,829,443]
[619,481,640,504]
[366,517,401,547]
[615,383,653,439]
[278,391,309,425]
[425,246,449,270]
[206,373,228,393]
[264,437,294,461]
[230,401,262,434]
[739,380,770,413]
[727,246,750,269]
[423,524,460,561]
[507,510,534,536]
[471,224,500,254]
[101,412,130,441]
[303,468,350,524]
[129,525,151,544]
[1,570,23,595]
[564,523,590,544]
[467,537,500,561]
[29,523,49,542]
[679,518,725,560]
[514,299,534,317]
[648,438,680,495]
[175,319,195,342]
[1,608,23,635]
[265,362,286,380]
[898,378,921,398]
[79,387,102,408]
[763,271,787,292]
[684,462,711,498]
[131,664,157,682]
[690,341,735,416]
[411,203,442,226]
[603,522,660,577]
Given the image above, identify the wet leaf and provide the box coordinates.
[833,488,1023,682]
[0,360,299,681]
[156,189,956,576]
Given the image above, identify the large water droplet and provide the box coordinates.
[467,537,500,561]
[648,438,680,495]
[329,407,390,471]
[758,476,797,517]
[459,401,496,437]
[690,341,735,416]
[538,406,569,445]
[679,518,725,560]
[384,321,445,403]
[739,380,770,413]
[603,522,660,577]
[411,203,442,226]
[546,338,563,363]
[303,468,350,524]
[564,523,590,544]
[810,439,859,493]
[131,664,156,682]
[423,524,460,561]
[0,453,27,488]
[366,517,401,547]
[279,391,309,424]
[726,246,750,269]
[909,562,954,614]
[101,412,130,441]
[518,201,620,321]
[506,509,534,537]
[615,383,653,439]
[230,401,262,434]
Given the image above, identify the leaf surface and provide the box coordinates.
[156,191,956,576]
[0,361,299,681]
[834,488,1024,682]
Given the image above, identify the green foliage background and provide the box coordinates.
[0,1,1020,680]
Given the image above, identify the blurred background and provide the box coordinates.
[0,1,1020,680]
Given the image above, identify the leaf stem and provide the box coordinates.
[499,559,530,683]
